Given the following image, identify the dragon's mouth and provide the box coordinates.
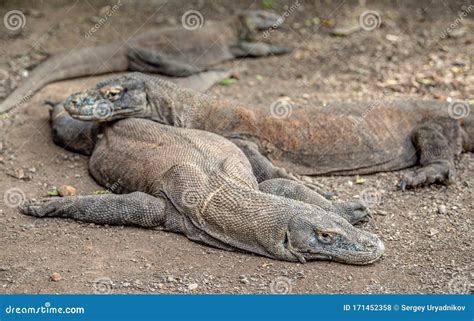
[302,238,385,265]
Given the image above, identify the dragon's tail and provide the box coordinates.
[0,43,128,114]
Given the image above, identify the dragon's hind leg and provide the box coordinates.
[230,138,332,199]
[20,192,168,228]
[400,117,460,190]
[259,178,370,225]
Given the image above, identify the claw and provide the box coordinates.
[399,180,407,191]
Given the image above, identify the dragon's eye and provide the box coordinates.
[317,232,334,244]
[100,86,123,101]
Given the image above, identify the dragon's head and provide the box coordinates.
[285,210,384,265]
[236,10,283,40]
[64,75,149,122]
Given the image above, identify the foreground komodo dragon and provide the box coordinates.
[20,116,384,264]
[0,10,290,113]
[64,73,474,189]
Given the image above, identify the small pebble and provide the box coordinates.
[239,275,250,284]
[188,283,198,290]
[58,185,76,197]
[438,205,447,215]
[50,272,62,282]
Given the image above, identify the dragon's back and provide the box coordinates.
[208,99,451,175]
[89,118,256,196]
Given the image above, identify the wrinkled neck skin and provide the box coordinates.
[144,78,241,130]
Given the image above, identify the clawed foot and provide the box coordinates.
[19,198,64,217]
[335,201,371,225]
[399,161,456,191]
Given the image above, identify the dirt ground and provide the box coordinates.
[0,0,473,294]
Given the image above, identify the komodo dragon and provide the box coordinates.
[63,73,474,190]
[49,70,235,155]
[0,10,290,114]
[20,117,384,264]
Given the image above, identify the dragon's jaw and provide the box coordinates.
[287,213,385,265]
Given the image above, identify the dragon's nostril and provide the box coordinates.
[366,243,375,250]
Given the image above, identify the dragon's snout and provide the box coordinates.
[64,91,113,121]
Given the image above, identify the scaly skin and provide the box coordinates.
[0,10,291,114]
[64,73,474,189]
[20,118,384,264]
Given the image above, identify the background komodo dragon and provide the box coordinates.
[20,116,384,264]
[49,70,236,155]
[64,73,474,190]
[0,10,291,114]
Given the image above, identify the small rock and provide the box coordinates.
[330,25,361,37]
[188,283,198,290]
[58,185,76,197]
[448,27,468,39]
[10,168,25,180]
[239,275,250,284]
[429,228,439,237]
[50,272,62,282]
[385,34,401,42]
[438,205,447,215]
